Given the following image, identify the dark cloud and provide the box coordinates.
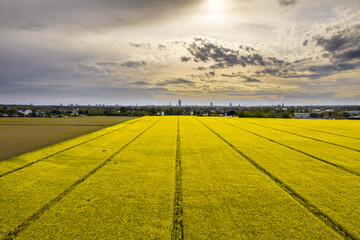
[121,61,146,68]
[256,67,318,79]
[219,73,262,83]
[293,57,312,64]
[255,68,279,75]
[243,77,262,83]
[181,56,191,62]
[188,39,239,66]
[200,79,229,83]
[188,71,217,79]
[221,72,243,78]
[158,44,166,50]
[209,63,225,69]
[186,38,287,68]
[156,78,195,86]
[239,45,256,52]
[104,68,115,74]
[129,42,151,49]
[316,35,347,52]
[268,57,288,66]
[307,63,358,73]
[314,24,360,61]
[279,0,297,7]
[130,80,151,85]
[173,40,187,45]
[129,43,142,48]
[339,48,360,60]
[203,70,261,83]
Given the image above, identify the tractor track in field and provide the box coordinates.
[196,117,357,240]
[237,119,360,153]
[216,118,360,177]
[0,117,144,178]
[172,117,184,240]
[264,121,360,141]
[1,117,163,240]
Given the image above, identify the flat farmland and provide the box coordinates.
[0,116,137,161]
[0,116,359,239]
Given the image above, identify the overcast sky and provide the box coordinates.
[1,0,359,105]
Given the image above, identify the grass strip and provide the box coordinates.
[1,117,162,240]
[172,116,184,240]
[239,119,360,153]
[217,118,360,177]
[196,117,356,240]
[0,117,143,178]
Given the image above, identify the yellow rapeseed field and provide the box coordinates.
[0,116,359,239]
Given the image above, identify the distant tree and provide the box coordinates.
[228,110,236,116]
[120,107,127,114]
[172,107,183,115]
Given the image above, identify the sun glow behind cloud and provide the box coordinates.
[197,0,230,26]
[207,0,222,10]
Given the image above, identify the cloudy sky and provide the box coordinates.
[1,0,359,105]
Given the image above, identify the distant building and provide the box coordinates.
[157,111,164,116]
[347,111,360,115]
[178,99,182,106]
[24,109,33,116]
[210,102,213,107]
[17,110,25,115]
[229,102,232,107]
[294,113,310,119]
[348,116,360,120]
[294,113,319,119]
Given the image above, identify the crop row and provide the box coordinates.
[200,117,360,238]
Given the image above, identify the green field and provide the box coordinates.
[0,116,359,239]
[0,116,137,161]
